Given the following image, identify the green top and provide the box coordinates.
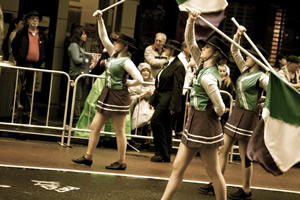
[237,70,264,111]
[190,66,221,111]
[105,56,130,89]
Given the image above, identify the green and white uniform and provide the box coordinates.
[182,66,225,148]
[96,56,131,114]
[224,34,269,141]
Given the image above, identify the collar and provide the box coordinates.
[168,57,176,65]
[28,28,39,36]
[151,44,164,53]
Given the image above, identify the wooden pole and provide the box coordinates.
[185,8,270,72]
[231,17,276,74]
[93,0,125,16]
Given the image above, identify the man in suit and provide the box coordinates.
[149,39,186,162]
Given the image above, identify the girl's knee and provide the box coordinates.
[219,147,230,157]
[172,165,185,177]
[90,123,101,134]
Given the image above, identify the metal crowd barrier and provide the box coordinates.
[0,63,71,145]
[66,74,234,151]
[0,64,234,154]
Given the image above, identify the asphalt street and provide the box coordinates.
[0,138,300,200]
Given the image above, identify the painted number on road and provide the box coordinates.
[32,180,80,193]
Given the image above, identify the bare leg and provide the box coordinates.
[201,147,227,200]
[238,140,253,193]
[219,134,237,174]
[161,143,198,200]
[111,114,127,164]
[85,112,110,160]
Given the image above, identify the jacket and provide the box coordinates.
[149,57,185,112]
[11,26,46,67]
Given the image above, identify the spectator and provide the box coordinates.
[144,32,168,78]
[61,23,82,121]
[273,53,286,72]
[67,25,87,124]
[11,10,46,122]
[129,62,155,150]
[63,23,81,73]
[218,64,235,128]
[277,55,300,91]
[72,9,143,170]
[149,39,185,163]
[172,40,196,138]
[2,18,24,62]
[1,17,24,110]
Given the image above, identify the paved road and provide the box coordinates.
[0,166,299,200]
[0,138,300,200]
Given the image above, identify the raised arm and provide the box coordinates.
[231,25,249,73]
[93,10,115,56]
[185,10,202,66]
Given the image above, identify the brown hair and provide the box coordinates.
[70,26,86,45]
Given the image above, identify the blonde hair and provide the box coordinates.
[155,32,167,42]
[218,64,232,88]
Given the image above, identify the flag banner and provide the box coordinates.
[81,52,102,74]
[176,0,228,13]
[175,0,228,42]
[247,72,300,176]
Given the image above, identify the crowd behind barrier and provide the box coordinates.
[0,63,235,152]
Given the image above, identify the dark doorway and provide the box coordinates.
[18,0,59,104]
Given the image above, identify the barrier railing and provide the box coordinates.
[66,74,234,152]
[0,64,234,153]
[0,63,71,145]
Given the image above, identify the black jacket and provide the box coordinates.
[149,57,186,113]
[12,26,46,67]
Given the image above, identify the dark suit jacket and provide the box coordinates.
[149,57,185,113]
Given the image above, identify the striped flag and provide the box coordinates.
[81,52,102,74]
[175,0,228,42]
[247,72,300,176]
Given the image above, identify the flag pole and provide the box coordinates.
[185,8,270,72]
[93,0,125,16]
[231,17,277,74]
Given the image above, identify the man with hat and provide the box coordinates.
[11,10,46,123]
[149,39,186,163]
[278,55,300,91]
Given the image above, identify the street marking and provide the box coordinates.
[1,164,300,194]
[0,185,11,188]
[32,180,80,193]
